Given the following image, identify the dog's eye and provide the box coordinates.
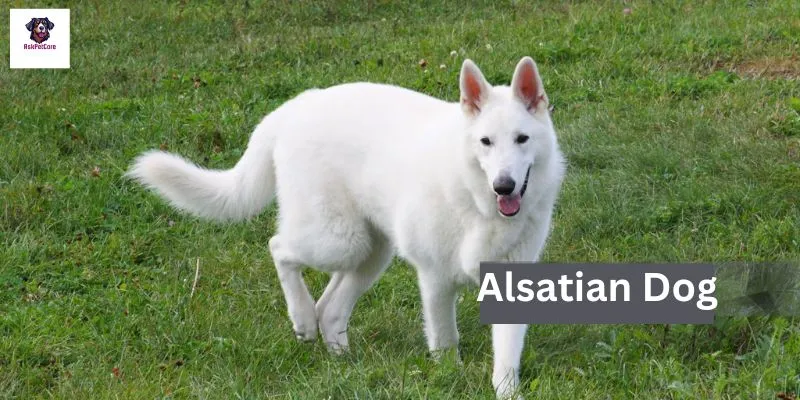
[515,135,529,144]
[480,137,492,146]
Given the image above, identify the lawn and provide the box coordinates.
[1,1,799,399]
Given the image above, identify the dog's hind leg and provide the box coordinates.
[315,235,393,354]
[269,236,318,341]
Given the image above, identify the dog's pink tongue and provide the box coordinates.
[497,195,521,216]
[38,32,45,38]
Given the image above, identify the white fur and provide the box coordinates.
[128,57,565,399]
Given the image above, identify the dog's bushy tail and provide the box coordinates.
[127,126,276,222]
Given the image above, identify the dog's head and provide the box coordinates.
[26,18,54,43]
[459,57,558,218]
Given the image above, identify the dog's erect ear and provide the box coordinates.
[460,59,491,116]
[511,56,548,113]
[25,18,36,31]
[45,18,54,30]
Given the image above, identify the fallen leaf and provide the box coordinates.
[65,122,81,141]
[192,76,206,88]
[36,184,54,194]
[418,59,427,68]
[91,166,101,177]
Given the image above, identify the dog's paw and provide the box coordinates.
[493,372,522,400]
[325,341,349,355]
[293,322,318,342]
[495,386,524,400]
[290,306,319,342]
[430,347,462,366]
[294,331,316,342]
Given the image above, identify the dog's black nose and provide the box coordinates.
[493,176,516,195]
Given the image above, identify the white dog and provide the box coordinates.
[128,56,565,399]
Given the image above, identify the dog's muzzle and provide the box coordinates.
[496,166,531,218]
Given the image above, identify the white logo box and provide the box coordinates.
[10,9,71,69]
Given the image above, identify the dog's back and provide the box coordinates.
[270,82,459,224]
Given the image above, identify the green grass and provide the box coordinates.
[2,0,800,398]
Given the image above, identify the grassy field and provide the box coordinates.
[2,1,799,398]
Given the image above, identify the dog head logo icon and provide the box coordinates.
[25,18,54,44]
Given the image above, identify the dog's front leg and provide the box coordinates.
[417,270,460,360]
[492,323,528,400]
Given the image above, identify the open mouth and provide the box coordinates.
[496,166,531,217]
[37,32,46,38]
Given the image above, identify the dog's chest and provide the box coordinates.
[396,210,535,278]
[454,215,544,282]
